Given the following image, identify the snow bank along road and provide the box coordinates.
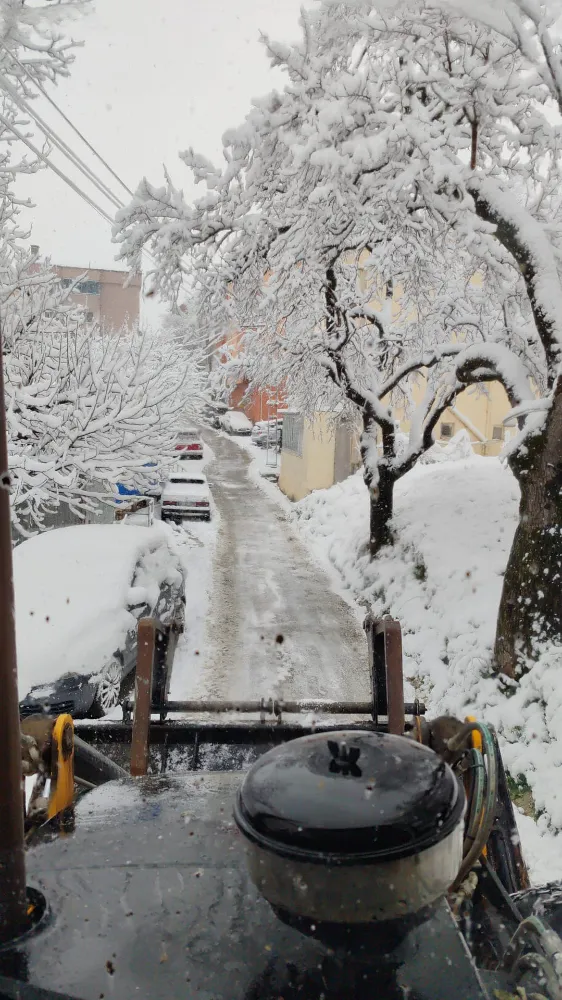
[171,431,369,702]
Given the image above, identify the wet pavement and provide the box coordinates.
[172,430,369,702]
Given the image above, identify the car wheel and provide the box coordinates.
[90,660,123,717]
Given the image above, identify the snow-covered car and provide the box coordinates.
[161,470,212,522]
[220,410,253,435]
[175,428,204,459]
[202,401,229,429]
[16,524,185,719]
[251,419,283,447]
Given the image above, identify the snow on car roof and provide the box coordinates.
[227,410,252,422]
[14,523,177,696]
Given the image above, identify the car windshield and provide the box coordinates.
[3,1,562,997]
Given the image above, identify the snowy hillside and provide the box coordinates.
[295,454,562,877]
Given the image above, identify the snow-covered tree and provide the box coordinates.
[2,259,205,535]
[0,2,206,535]
[114,54,496,553]
[115,0,562,678]
[0,1,83,246]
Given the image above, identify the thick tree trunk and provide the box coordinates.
[495,381,562,677]
[369,467,396,557]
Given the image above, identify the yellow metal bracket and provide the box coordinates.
[47,714,75,831]
[465,715,487,858]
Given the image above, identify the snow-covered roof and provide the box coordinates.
[14,523,177,696]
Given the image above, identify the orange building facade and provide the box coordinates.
[228,379,285,423]
[217,325,285,423]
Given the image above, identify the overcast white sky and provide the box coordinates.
[15,0,305,319]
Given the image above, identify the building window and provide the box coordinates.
[86,311,94,322]
[492,425,504,441]
[78,280,100,295]
[283,413,304,456]
[440,422,454,439]
[61,278,100,295]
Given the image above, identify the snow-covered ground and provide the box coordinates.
[223,433,293,511]
[168,430,368,702]
[293,452,562,881]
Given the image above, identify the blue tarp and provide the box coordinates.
[115,464,158,502]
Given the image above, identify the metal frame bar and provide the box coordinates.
[75,719,403,747]
[363,613,406,734]
[122,698,425,719]
[86,613,421,771]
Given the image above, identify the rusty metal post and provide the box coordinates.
[382,619,405,737]
[130,618,156,777]
[0,321,27,943]
[364,613,406,735]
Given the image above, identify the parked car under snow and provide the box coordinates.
[16,524,185,719]
[219,410,253,435]
[161,469,212,522]
[251,419,283,448]
[175,428,204,459]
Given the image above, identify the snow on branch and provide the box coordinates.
[468,176,562,368]
[454,342,535,406]
[3,260,205,535]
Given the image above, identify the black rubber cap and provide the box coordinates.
[234,730,464,864]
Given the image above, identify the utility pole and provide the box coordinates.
[0,320,27,943]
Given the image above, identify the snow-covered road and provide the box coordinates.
[170,430,369,702]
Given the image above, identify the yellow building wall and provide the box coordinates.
[279,413,337,501]
[359,264,519,452]
[279,264,524,500]
[394,378,514,456]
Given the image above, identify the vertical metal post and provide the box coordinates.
[0,321,27,943]
[364,613,406,735]
[265,390,277,469]
[130,618,156,777]
[383,619,405,737]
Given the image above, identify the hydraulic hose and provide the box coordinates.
[463,747,485,855]
[502,916,562,1000]
[449,722,498,890]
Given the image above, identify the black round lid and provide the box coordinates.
[234,730,464,864]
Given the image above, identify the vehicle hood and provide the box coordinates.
[14,523,180,697]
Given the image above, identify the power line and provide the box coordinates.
[0,111,115,225]
[0,69,124,211]
[0,52,164,284]
[0,41,134,199]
